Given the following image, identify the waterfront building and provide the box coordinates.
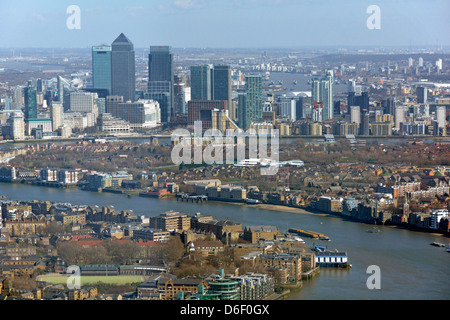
[206,278,240,300]
[87,172,132,190]
[8,111,25,140]
[243,226,280,243]
[26,119,52,136]
[311,70,334,121]
[111,33,135,102]
[0,166,17,181]
[107,99,161,130]
[315,251,349,268]
[371,122,392,136]
[257,253,302,283]
[334,121,359,136]
[97,113,131,133]
[57,170,79,184]
[40,168,58,182]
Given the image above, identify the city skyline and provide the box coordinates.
[0,0,449,49]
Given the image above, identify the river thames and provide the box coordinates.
[0,182,448,300]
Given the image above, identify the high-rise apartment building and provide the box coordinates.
[311,70,334,121]
[24,86,37,121]
[51,102,64,131]
[111,33,135,102]
[238,74,263,130]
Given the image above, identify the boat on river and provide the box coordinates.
[289,228,330,240]
[430,242,445,247]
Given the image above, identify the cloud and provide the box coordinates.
[173,0,205,9]
[30,13,46,22]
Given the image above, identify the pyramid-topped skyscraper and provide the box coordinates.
[111,33,136,102]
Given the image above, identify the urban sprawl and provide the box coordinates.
[0,34,449,300]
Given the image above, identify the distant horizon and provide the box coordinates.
[0,45,449,52]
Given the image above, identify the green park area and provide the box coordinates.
[38,275,144,287]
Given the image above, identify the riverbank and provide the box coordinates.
[0,178,448,237]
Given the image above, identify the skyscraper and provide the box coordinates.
[92,45,112,95]
[24,86,37,120]
[173,73,186,115]
[148,46,174,123]
[238,74,263,130]
[395,106,406,129]
[191,65,212,101]
[416,87,427,104]
[111,33,135,102]
[212,65,232,109]
[148,46,174,83]
[311,70,334,121]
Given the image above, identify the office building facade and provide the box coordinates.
[111,33,136,102]
[92,45,112,95]
[148,46,174,123]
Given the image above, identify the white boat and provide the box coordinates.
[292,236,305,243]
[235,158,260,167]
[246,199,260,204]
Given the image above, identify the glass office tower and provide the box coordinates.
[191,65,212,101]
[212,65,232,109]
[92,45,112,95]
[148,46,174,123]
[24,86,37,120]
[111,33,135,102]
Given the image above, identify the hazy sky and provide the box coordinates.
[0,0,448,49]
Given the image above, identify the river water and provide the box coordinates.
[0,182,448,300]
